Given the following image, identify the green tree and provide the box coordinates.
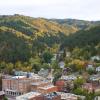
[6,63,14,74]
[42,51,53,63]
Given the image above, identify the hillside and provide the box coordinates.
[0,14,100,63]
[50,19,100,30]
[0,27,31,62]
[0,15,78,37]
[0,15,78,62]
[61,26,100,50]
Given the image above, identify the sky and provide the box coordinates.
[0,0,100,21]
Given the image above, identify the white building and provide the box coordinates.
[59,61,65,68]
[94,96,100,100]
[91,56,100,61]
[96,67,100,72]
[61,75,77,81]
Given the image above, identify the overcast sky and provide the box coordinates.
[0,0,100,21]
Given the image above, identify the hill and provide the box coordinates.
[0,15,78,36]
[0,15,78,62]
[0,14,100,62]
[61,26,100,48]
[49,19,100,30]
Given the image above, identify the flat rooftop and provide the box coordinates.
[38,85,56,90]
[57,92,77,100]
[16,92,41,100]
[31,80,50,86]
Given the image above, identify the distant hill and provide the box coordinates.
[0,14,100,62]
[0,14,78,62]
[0,15,78,37]
[61,26,100,49]
[49,19,100,30]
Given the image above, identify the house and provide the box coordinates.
[38,68,49,78]
[96,66,100,72]
[51,54,58,61]
[82,83,94,93]
[86,64,95,71]
[59,61,65,68]
[91,56,100,61]
[94,96,100,100]
[0,91,5,100]
[61,75,77,81]
[82,82,100,93]
[90,74,100,82]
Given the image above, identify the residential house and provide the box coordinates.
[96,67,100,72]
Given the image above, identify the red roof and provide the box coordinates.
[56,80,65,86]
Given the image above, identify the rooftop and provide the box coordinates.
[16,92,41,100]
[31,80,50,86]
[57,92,78,100]
[44,92,60,98]
[38,85,56,90]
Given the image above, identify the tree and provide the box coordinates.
[6,63,14,74]
[15,61,22,70]
[29,56,42,72]
[73,88,87,95]
[3,96,8,100]
[42,51,53,63]
[74,77,85,88]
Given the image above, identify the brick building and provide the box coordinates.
[16,92,43,100]
[16,92,61,100]
[38,85,58,94]
[2,73,56,97]
[55,79,74,92]
[31,81,51,91]
[2,74,43,96]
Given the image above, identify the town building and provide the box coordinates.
[38,85,58,94]
[2,73,44,96]
[16,92,61,100]
[43,92,61,100]
[55,79,74,92]
[57,92,78,100]
[16,92,42,100]
[2,71,56,97]
[96,66,100,72]
[94,96,100,100]
[31,80,52,91]
[82,82,100,93]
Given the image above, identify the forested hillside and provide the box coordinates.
[0,14,100,73]
[61,26,100,59]
[50,19,100,30]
